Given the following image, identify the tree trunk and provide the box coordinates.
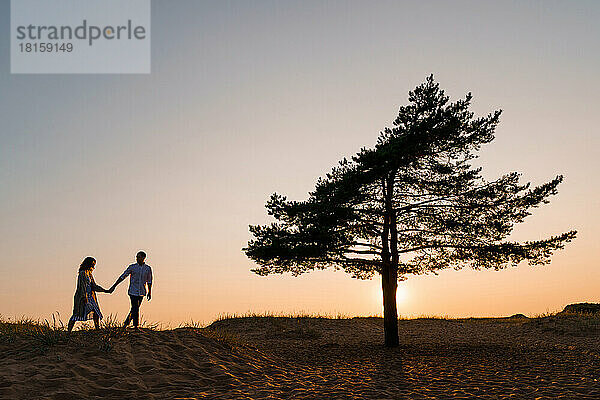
[381,174,399,347]
[381,265,399,347]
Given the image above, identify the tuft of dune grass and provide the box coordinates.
[0,313,65,352]
[213,311,353,322]
[0,313,164,354]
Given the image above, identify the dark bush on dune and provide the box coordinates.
[508,313,528,319]
[561,303,600,314]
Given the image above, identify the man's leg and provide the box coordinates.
[131,296,143,328]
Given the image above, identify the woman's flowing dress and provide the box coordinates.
[71,270,103,321]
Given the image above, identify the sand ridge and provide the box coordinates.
[1,328,290,399]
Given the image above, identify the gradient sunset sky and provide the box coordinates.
[1,0,599,326]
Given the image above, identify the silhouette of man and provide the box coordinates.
[109,251,153,329]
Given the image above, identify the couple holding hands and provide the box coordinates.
[67,251,153,333]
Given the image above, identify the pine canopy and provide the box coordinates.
[245,75,576,282]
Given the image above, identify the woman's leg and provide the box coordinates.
[67,317,76,333]
[93,312,100,330]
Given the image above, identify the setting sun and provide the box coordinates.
[396,285,409,304]
[374,285,409,306]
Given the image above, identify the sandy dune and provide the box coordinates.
[2,316,600,399]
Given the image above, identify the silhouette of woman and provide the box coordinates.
[67,257,110,333]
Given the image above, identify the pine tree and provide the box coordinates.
[244,75,577,347]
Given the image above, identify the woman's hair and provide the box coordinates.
[79,257,96,272]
